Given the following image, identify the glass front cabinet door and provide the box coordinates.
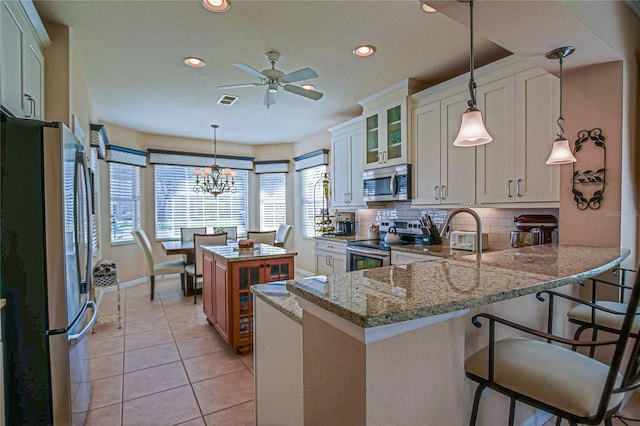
[363,100,407,170]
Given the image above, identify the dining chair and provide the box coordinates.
[180,226,206,242]
[536,266,639,357]
[274,224,293,248]
[185,233,227,304]
[247,230,276,245]
[465,264,640,426]
[132,229,186,300]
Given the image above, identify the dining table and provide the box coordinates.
[161,240,237,296]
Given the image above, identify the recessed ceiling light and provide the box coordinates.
[201,0,230,12]
[353,45,376,57]
[184,57,206,68]
[419,1,437,13]
[301,84,316,91]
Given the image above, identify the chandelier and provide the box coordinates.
[193,124,237,197]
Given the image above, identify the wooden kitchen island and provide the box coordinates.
[253,244,630,425]
[201,243,296,353]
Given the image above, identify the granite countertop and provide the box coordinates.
[389,241,475,258]
[201,243,297,262]
[251,281,302,324]
[314,235,357,243]
[286,244,630,328]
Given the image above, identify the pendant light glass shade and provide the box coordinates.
[546,137,577,165]
[545,46,576,165]
[455,0,492,148]
[453,108,493,147]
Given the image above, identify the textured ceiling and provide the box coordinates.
[34,0,510,145]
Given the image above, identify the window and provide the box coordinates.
[154,165,248,240]
[110,163,141,244]
[300,165,327,238]
[260,173,286,231]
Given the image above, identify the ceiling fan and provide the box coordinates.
[217,51,323,108]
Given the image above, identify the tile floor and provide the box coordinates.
[75,277,254,426]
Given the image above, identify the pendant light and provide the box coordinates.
[545,46,577,165]
[453,0,492,147]
[193,124,237,197]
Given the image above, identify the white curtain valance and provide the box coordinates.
[148,149,254,170]
[106,145,148,167]
[254,160,289,174]
[293,149,329,172]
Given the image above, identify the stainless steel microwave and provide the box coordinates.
[362,164,411,202]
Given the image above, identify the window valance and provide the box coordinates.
[106,145,148,167]
[254,160,289,174]
[293,149,329,172]
[148,149,254,170]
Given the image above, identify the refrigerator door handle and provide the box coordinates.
[68,301,97,346]
[75,151,93,293]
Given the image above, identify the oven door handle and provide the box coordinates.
[389,173,398,198]
[347,247,390,259]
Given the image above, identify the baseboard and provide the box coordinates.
[520,409,553,426]
[95,273,180,307]
[294,267,314,278]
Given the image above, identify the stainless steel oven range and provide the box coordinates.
[346,239,414,271]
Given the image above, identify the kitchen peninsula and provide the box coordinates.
[201,243,296,353]
[253,244,629,425]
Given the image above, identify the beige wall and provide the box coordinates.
[559,61,623,248]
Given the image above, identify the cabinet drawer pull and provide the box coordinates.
[434,185,440,200]
[516,179,522,197]
[440,185,446,200]
[507,180,513,198]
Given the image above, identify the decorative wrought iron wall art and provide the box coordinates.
[571,128,606,210]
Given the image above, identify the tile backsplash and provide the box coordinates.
[354,203,559,251]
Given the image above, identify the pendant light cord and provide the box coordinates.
[557,57,565,138]
[468,0,477,109]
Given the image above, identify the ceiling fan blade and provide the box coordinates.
[233,63,266,80]
[217,83,262,89]
[263,90,277,107]
[281,67,318,83]
[283,84,323,101]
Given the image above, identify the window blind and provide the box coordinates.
[154,164,248,240]
[110,163,141,244]
[301,165,327,238]
[260,173,286,230]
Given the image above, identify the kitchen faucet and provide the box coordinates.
[440,208,483,254]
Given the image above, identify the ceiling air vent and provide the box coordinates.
[217,94,239,106]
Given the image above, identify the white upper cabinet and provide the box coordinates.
[411,56,560,208]
[359,79,427,171]
[1,0,49,119]
[330,118,365,208]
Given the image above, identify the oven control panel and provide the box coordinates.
[379,220,423,235]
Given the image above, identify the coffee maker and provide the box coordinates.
[335,211,356,236]
[512,214,558,246]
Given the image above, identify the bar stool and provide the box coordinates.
[91,259,122,330]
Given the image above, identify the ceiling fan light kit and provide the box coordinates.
[201,0,230,13]
[217,50,323,108]
[545,46,577,165]
[453,0,493,147]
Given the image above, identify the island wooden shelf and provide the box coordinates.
[201,243,296,353]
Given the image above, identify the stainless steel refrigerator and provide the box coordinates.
[1,111,96,424]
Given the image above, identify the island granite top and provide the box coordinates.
[286,244,630,328]
[251,281,302,324]
[201,243,296,262]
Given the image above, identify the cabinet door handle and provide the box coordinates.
[507,180,513,198]
[383,151,387,163]
[344,193,348,203]
[440,185,446,200]
[434,185,440,200]
[31,97,36,117]
[24,94,34,118]
[516,179,522,197]
[325,255,329,265]
[378,151,382,164]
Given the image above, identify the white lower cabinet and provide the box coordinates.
[390,250,440,265]
[314,239,347,275]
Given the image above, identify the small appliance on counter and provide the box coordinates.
[335,211,356,236]
[513,214,558,245]
[449,231,489,251]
